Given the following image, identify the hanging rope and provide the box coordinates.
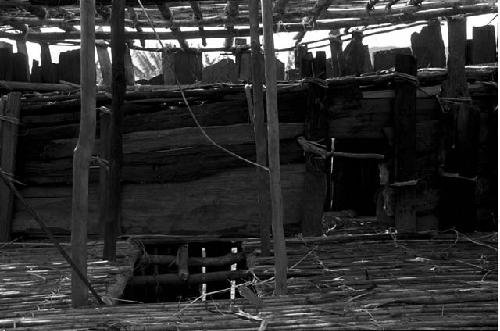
[136,0,269,173]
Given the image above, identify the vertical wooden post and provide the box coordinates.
[71,0,95,308]
[472,25,496,65]
[261,0,287,295]
[99,110,110,248]
[328,30,343,77]
[103,0,126,261]
[314,51,327,79]
[40,42,57,83]
[302,84,328,236]
[15,40,30,82]
[393,54,417,233]
[440,17,478,232]
[0,93,21,242]
[301,52,314,78]
[249,0,271,256]
[96,41,112,88]
[124,43,134,85]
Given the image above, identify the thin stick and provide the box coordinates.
[0,169,104,305]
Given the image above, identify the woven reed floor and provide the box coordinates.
[0,217,497,330]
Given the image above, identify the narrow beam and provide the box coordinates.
[249,0,270,257]
[261,0,287,295]
[71,0,95,308]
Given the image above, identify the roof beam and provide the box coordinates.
[157,0,188,49]
[224,0,238,49]
[190,1,206,46]
[0,4,494,42]
[294,0,332,42]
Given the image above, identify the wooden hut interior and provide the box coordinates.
[0,0,497,329]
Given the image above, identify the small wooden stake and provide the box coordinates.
[249,0,270,257]
[0,92,21,242]
[71,0,95,308]
[261,0,287,295]
[393,54,417,233]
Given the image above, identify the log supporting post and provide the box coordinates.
[98,110,110,247]
[261,0,287,295]
[328,29,343,77]
[124,43,135,85]
[0,92,21,242]
[294,44,307,78]
[471,25,496,64]
[96,41,112,88]
[314,51,327,79]
[439,16,479,232]
[103,0,126,261]
[302,83,328,236]
[71,0,95,307]
[393,54,417,233]
[249,0,271,256]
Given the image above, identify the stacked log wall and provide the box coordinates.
[10,77,497,237]
[13,85,308,236]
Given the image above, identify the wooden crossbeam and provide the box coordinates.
[190,1,206,46]
[157,0,188,49]
[224,0,239,49]
[294,0,332,42]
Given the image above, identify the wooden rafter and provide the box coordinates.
[190,1,206,46]
[224,0,238,49]
[294,0,332,42]
[157,0,188,49]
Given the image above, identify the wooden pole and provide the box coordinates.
[248,0,270,257]
[96,41,112,88]
[439,16,478,232]
[328,30,343,77]
[393,54,417,233]
[103,0,126,261]
[261,0,287,295]
[71,0,95,308]
[0,92,21,242]
[302,83,328,236]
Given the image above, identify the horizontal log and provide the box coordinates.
[21,140,303,184]
[0,80,75,92]
[129,270,250,285]
[12,164,305,236]
[139,251,246,267]
[30,123,303,160]
[20,89,307,140]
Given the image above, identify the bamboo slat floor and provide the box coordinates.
[0,217,497,330]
